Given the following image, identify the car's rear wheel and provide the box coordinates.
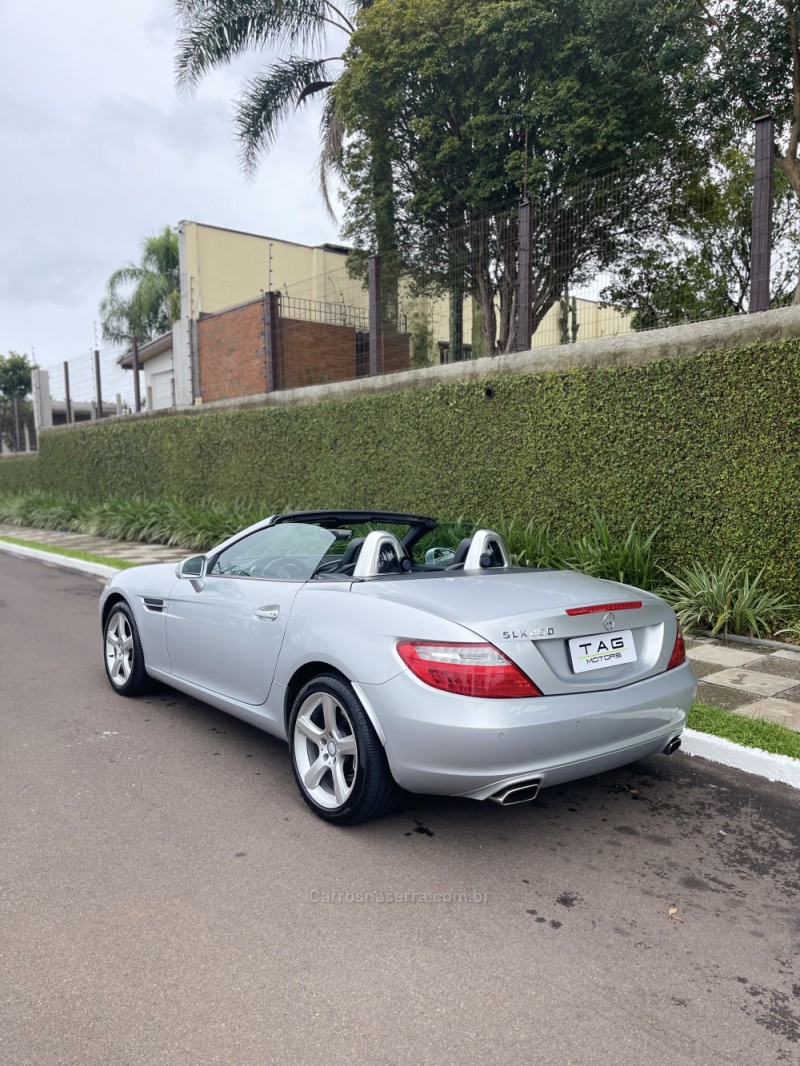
[103,602,150,697]
[289,675,401,825]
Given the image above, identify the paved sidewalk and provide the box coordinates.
[0,523,182,566]
[3,522,800,734]
[685,637,800,733]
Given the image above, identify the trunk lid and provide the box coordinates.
[353,569,677,695]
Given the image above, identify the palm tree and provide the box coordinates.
[99,227,181,344]
[174,0,362,216]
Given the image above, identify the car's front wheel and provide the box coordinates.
[103,602,150,697]
[289,674,401,824]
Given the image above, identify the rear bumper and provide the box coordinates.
[358,662,696,800]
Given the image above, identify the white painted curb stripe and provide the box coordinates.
[682,728,800,789]
[0,539,120,579]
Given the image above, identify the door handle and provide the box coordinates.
[254,605,280,621]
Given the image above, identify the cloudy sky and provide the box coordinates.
[0,0,341,379]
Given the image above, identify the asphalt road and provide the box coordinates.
[1,552,799,1066]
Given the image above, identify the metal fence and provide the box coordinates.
[1,346,138,454]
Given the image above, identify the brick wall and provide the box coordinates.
[198,298,266,403]
[197,296,411,401]
[279,319,359,388]
[382,333,410,374]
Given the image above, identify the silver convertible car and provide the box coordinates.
[100,510,696,824]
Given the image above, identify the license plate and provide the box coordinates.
[568,629,637,673]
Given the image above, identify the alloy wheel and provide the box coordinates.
[292,691,359,809]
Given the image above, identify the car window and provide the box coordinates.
[209,523,337,580]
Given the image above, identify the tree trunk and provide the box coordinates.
[447,227,465,360]
[775,154,800,303]
[370,138,399,330]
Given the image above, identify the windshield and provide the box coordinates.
[209,523,338,579]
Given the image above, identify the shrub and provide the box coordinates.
[562,515,661,590]
[661,556,797,638]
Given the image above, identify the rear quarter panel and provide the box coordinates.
[273,583,477,687]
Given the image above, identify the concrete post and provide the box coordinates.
[131,337,142,413]
[31,367,53,430]
[263,291,281,391]
[94,349,103,419]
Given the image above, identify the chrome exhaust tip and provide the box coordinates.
[489,779,541,806]
[663,736,682,756]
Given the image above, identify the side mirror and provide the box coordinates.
[176,554,206,579]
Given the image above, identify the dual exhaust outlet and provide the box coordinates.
[489,736,683,807]
[489,778,542,806]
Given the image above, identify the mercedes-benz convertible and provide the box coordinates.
[100,510,696,824]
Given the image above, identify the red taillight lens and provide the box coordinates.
[396,641,542,699]
[667,627,686,671]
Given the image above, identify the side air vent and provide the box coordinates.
[142,597,164,613]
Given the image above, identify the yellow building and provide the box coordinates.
[178,221,353,317]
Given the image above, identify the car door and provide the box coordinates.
[165,523,333,706]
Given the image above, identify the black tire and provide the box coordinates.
[103,602,151,697]
[289,674,401,825]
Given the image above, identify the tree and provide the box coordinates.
[603,148,800,328]
[0,351,32,400]
[336,0,700,355]
[0,351,33,452]
[174,0,365,218]
[689,1,800,298]
[99,227,180,344]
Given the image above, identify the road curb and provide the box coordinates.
[0,539,119,579]
[681,728,800,789]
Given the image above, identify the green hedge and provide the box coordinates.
[2,340,799,596]
[0,454,40,494]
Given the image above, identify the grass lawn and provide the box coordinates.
[688,700,800,760]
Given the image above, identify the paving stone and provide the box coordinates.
[695,681,759,711]
[689,661,724,680]
[775,684,800,703]
[686,644,763,668]
[772,648,800,661]
[744,656,800,682]
[683,638,709,650]
[702,667,798,698]
[734,697,800,732]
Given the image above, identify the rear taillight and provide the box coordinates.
[667,627,686,671]
[396,641,542,699]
